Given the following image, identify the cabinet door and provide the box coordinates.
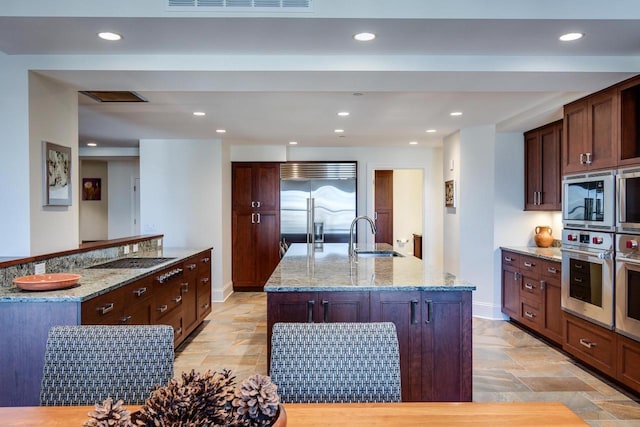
[564,312,617,377]
[524,130,541,209]
[539,123,561,210]
[563,100,588,174]
[319,291,370,323]
[232,211,257,287]
[254,163,280,211]
[180,274,198,332]
[588,90,618,171]
[197,253,212,321]
[541,275,563,344]
[421,291,472,402]
[617,334,640,394]
[502,265,521,319]
[370,291,422,402]
[374,170,394,244]
[232,163,254,211]
[254,212,281,286]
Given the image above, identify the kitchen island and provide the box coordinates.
[0,244,212,406]
[265,243,476,402]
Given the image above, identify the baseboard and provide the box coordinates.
[472,300,507,320]
[212,280,234,302]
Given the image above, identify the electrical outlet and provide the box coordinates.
[123,245,130,255]
[34,262,46,275]
[132,243,139,253]
[157,238,163,247]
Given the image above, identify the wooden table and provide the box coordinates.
[0,402,587,426]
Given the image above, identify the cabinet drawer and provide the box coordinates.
[155,306,183,346]
[520,274,542,302]
[617,334,640,394]
[564,313,616,377]
[197,291,212,319]
[521,300,542,329]
[153,285,183,322]
[502,251,519,268]
[519,255,540,274]
[541,260,561,280]
[120,301,152,325]
[81,287,127,324]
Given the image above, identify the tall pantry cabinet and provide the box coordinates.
[232,162,281,291]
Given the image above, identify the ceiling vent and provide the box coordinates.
[79,91,148,103]
[167,0,312,11]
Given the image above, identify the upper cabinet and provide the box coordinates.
[524,120,562,211]
[563,90,618,174]
[232,162,280,212]
[618,75,640,168]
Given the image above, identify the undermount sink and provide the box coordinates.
[354,250,404,258]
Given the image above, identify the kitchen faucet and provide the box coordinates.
[349,216,377,258]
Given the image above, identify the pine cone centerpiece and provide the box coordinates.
[232,374,280,427]
[84,397,133,427]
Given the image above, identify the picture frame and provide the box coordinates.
[445,179,456,208]
[82,178,101,201]
[43,141,72,206]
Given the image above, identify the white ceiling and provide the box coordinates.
[2,1,640,148]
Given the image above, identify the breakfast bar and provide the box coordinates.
[265,243,476,402]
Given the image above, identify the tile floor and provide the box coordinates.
[175,292,640,426]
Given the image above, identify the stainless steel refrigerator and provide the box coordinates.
[280,162,357,244]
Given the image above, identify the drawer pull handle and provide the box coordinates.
[523,261,534,267]
[175,327,183,336]
[574,277,583,283]
[547,267,557,274]
[524,311,536,319]
[187,263,197,270]
[579,338,596,349]
[540,280,546,291]
[119,315,132,323]
[157,304,168,313]
[202,257,210,263]
[201,278,210,284]
[504,256,513,262]
[307,300,315,323]
[425,300,433,324]
[181,283,189,292]
[524,283,535,290]
[173,295,182,303]
[133,287,147,297]
[202,303,210,310]
[97,303,114,315]
[574,264,583,270]
[410,300,418,325]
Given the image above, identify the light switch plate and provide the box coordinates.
[123,245,130,255]
[34,262,46,274]
[132,243,139,253]
[157,238,163,247]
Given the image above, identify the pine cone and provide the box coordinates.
[232,375,280,427]
[84,397,133,427]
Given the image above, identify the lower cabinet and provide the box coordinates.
[617,334,640,393]
[267,290,472,402]
[81,249,212,349]
[563,312,617,378]
[501,250,562,345]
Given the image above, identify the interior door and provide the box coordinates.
[374,170,393,244]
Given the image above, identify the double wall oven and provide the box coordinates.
[561,170,616,329]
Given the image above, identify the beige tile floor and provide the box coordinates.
[175,292,640,426]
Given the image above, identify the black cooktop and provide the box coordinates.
[88,257,176,269]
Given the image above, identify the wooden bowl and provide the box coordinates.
[13,273,81,291]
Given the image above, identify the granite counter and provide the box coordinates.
[500,246,562,262]
[264,243,476,292]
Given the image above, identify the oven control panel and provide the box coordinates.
[617,234,640,257]
[563,230,613,250]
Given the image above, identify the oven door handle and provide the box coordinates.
[617,254,640,265]
[562,247,613,260]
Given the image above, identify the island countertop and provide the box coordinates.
[0,247,212,303]
[264,243,476,292]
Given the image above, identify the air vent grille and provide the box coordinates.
[280,162,357,180]
[79,91,148,103]
[167,0,311,9]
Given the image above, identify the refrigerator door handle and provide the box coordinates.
[307,198,316,245]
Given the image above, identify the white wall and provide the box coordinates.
[107,159,139,239]
[443,132,461,275]
[28,72,79,255]
[79,160,108,242]
[0,55,30,256]
[393,169,423,256]
[140,139,230,300]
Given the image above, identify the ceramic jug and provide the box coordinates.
[534,225,554,248]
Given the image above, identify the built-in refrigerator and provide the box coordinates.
[280,162,357,244]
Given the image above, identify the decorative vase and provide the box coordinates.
[534,225,554,248]
[271,404,287,427]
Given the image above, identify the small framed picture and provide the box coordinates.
[445,179,456,208]
[43,141,72,206]
[82,178,101,201]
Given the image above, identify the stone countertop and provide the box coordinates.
[264,243,476,292]
[500,246,562,262]
[0,247,212,303]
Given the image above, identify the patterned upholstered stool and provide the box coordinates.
[270,322,401,403]
[40,325,174,406]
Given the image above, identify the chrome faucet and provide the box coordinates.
[349,216,377,258]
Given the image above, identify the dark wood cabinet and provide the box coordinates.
[374,170,393,245]
[501,250,562,346]
[616,333,640,394]
[563,90,618,174]
[563,312,617,378]
[619,75,640,167]
[232,162,281,291]
[524,120,561,211]
[267,289,472,402]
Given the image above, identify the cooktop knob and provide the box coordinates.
[592,236,604,244]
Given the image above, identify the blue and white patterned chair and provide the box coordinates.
[269,322,401,403]
[40,325,174,406]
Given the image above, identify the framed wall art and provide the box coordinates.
[445,179,456,208]
[82,178,101,201]
[43,141,72,206]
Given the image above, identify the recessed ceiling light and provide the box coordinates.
[559,32,584,41]
[334,129,345,133]
[98,32,122,41]
[289,141,298,145]
[450,111,463,116]
[409,141,418,145]
[426,129,437,133]
[87,142,97,147]
[353,32,376,42]
[216,129,226,133]
[193,111,206,116]
[337,111,350,117]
